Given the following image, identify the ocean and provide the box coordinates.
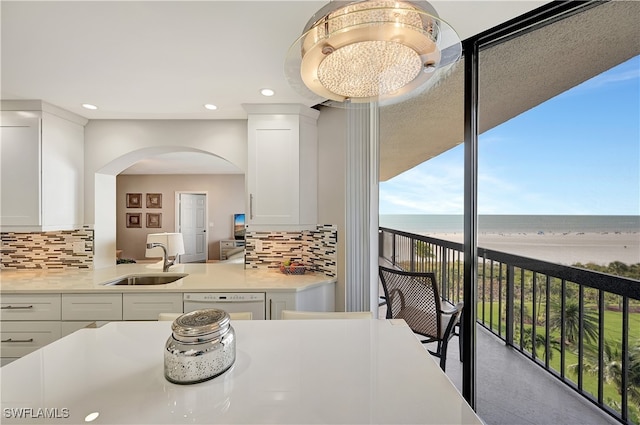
[379,215,640,234]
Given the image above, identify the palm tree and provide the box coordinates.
[521,327,560,360]
[414,240,433,259]
[549,299,599,345]
[572,340,640,412]
[628,343,640,406]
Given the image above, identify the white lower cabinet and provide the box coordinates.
[2,293,126,365]
[61,321,99,337]
[2,294,63,365]
[1,357,17,367]
[0,294,61,321]
[266,284,335,320]
[266,292,295,320]
[1,283,335,364]
[62,294,123,321]
[123,293,183,320]
[0,321,61,359]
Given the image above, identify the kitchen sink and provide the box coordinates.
[102,273,189,286]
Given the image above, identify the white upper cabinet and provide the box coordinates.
[244,104,319,228]
[0,113,41,227]
[1,101,87,231]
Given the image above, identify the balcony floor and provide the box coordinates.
[422,324,618,425]
[377,258,620,424]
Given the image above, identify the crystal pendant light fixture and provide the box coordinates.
[285,0,461,105]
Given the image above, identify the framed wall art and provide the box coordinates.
[126,213,142,228]
[146,193,162,208]
[126,193,142,208]
[146,213,162,228]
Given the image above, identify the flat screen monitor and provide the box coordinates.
[233,214,245,241]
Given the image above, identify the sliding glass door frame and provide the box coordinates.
[460,0,607,409]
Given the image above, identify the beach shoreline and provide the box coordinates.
[421,231,640,266]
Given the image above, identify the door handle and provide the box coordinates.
[250,194,254,220]
[1,305,33,310]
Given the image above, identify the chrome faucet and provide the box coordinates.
[146,243,179,272]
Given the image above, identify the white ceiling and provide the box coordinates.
[1,1,550,174]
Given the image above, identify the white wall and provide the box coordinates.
[94,173,116,269]
[116,174,245,260]
[84,119,247,266]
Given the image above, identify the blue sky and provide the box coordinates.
[379,55,640,216]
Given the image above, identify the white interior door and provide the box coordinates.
[178,193,207,263]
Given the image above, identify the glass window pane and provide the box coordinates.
[477,2,639,423]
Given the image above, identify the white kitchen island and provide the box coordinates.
[0,319,483,424]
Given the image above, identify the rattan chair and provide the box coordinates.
[378,266,463,371]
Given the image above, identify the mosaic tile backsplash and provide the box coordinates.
[1,229,94,270]
[245,224,337,277]
[0,226,334,274]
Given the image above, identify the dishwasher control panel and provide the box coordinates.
[183,293,265,302]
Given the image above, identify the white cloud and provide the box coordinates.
[380,158,464,214]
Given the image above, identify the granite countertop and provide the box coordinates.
[0,263,336,294]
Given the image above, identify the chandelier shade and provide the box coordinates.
[285,0,461,105]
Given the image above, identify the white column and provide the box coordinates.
[345,103,380,312]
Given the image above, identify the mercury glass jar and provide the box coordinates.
[164,309,236,385]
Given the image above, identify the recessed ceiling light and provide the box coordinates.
[82,103,98,110]
[204,104,218,110]
[260,88,275,97]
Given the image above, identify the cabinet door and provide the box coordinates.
[123,293,183,320]
[266,292,296,320]
[0,114,41,227]
[41,111,84,230]
[62,294,122,321]
[247,115,300,225]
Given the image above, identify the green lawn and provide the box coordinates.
[476,301,640,420]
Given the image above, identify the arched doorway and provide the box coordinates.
[93,146,245,268]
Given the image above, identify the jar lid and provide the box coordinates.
[171,309,231,342]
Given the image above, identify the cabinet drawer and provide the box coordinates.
[0,321,61,358]
[0,294,61,321]
[61,321,97,337]
[62,294,122,321]
[220,240,236,248]
[1,357,18,367]
[123,293,183,320]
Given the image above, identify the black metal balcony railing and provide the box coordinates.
[379,227,640,425]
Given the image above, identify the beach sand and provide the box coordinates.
[424,232,640,266]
